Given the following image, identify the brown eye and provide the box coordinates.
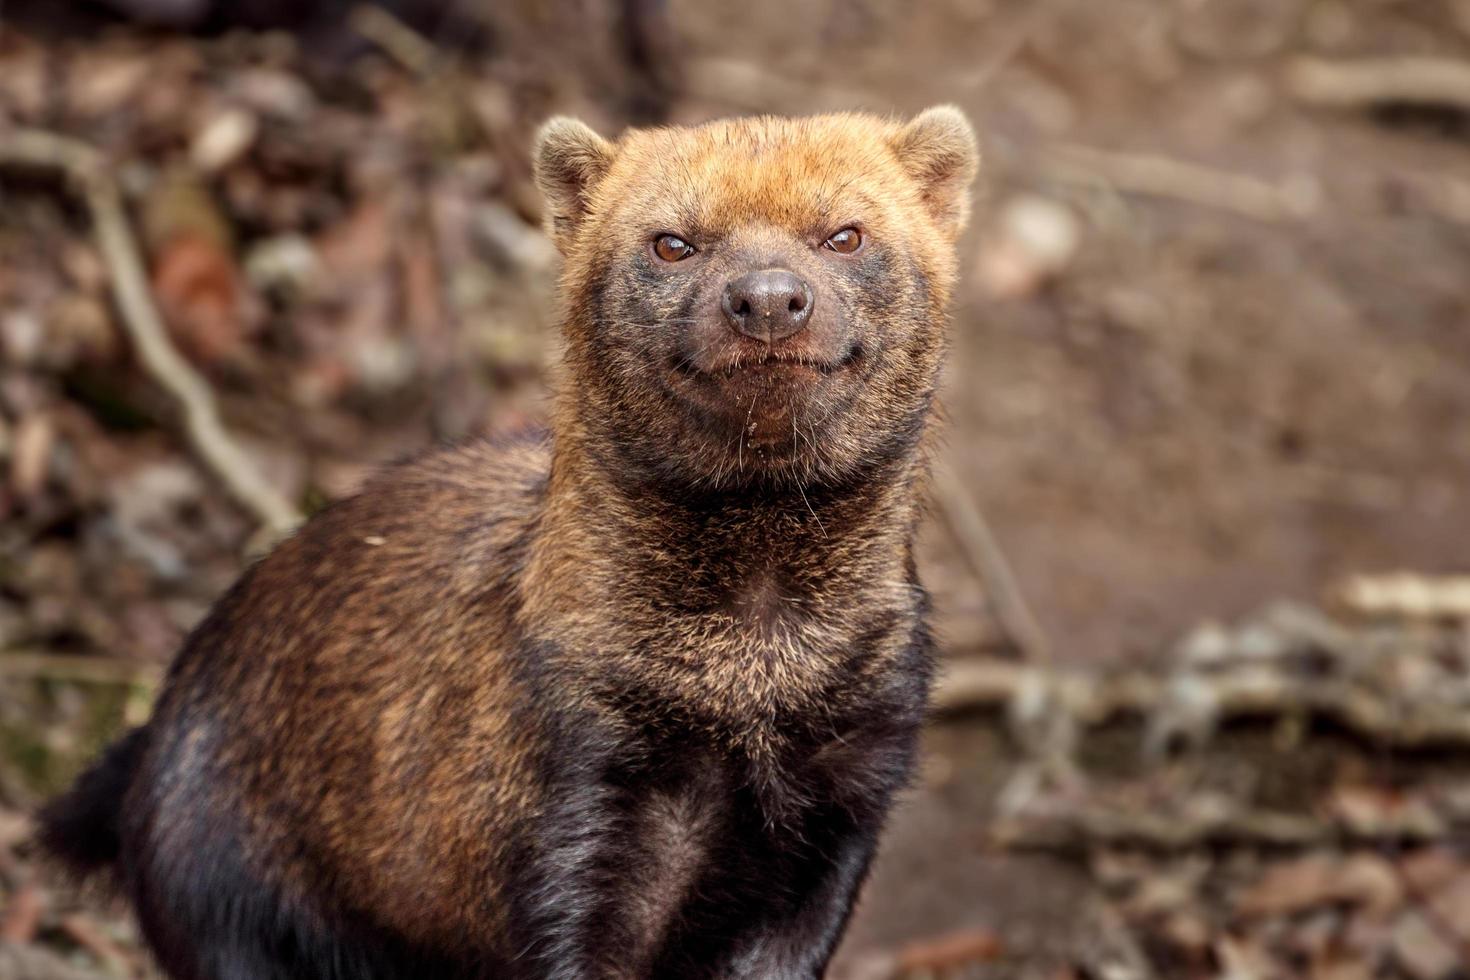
[653,234,696,262]
[823,227,863,254]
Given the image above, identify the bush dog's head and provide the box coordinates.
[534,108,978,491]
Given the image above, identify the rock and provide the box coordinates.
[244,234,321,297]
[978,195,1082,300]
[1177,621,1234,666]
[191,108,260,173]
[231,67,316,119]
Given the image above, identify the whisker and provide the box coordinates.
[671,333,724,373]
[739,393,758,472]
[793,415,829,541]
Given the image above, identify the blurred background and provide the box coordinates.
[2,1,1470,977]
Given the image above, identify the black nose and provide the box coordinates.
[720,269,814,343]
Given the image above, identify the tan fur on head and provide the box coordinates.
[533,116,617,251]
[535,107,979,254]
[531,106,981,492]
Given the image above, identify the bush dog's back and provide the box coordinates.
[41,107,979,979]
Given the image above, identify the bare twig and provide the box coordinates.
[1331,571,1470,621]
[0,943,108,980]
[933,659,1470,749]
[0,128,302,539]
[995,803,1453,855]
[931,464,1082,791]
[931,462,1053,665]
[1286,55,1470,112]
[0,651,163,688]
[350,4,441,77]
[1032,142,1320,223]
[0,879,41,943]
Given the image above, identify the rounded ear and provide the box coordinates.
[890,105,980,238]
[533,117,616,251]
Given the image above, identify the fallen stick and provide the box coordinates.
[1033,142,1319,223]
[1331,571,1470,621]
[933,659,1470,749]
[350,3,441,77]
[931,462,1053,665]
[1286,55,1470,111]
[0,651,164,688]
[59,915,139,978]
[0,128,302,540]
[0,943,108,980]
[995,804,1453,854]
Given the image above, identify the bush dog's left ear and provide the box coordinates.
[890,105,980,239]
[533,117,617,253]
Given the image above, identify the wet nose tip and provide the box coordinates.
[721,269,815,342]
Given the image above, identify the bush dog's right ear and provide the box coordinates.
[533,117,616,253]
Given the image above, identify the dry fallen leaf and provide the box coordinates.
[0,880,43,943]
[66,50,151,117]
[10,413,54,500]
[894,927,1004,972]
[1235,853,1400,920]
[151,234,248,365]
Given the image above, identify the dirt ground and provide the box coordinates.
[2,0,1470,976]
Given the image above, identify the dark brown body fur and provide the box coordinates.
[41,108,978,979]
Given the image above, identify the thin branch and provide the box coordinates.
[931,462,1053,665]
[349,4,441,77]
[0,651,163,688]
[1032,141,1320,223]
[1332,571,1470,620]
[1286,55,1470,112]
[933,659,1470,749]
[0,943,108,980]
[995,802,1454,855]
[0,128,302,539]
